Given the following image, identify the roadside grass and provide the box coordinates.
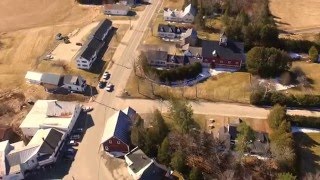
[294,133,320,176]
[287,61,320,95]
[125,71,251,103]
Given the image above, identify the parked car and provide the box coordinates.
[68,140,78,146]
[62,154,74,160]
[72,128,84,134]
[55,33,63,40]
[98,81,106,89]
[105,83,114,92]
[102,72,110,80]
[82,106,93,112]
[70,134,81,140]
[76,42,83,46]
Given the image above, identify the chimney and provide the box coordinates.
[219,33,228,47]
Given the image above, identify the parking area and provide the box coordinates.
[25,110,92,179]
[51,22,100,62]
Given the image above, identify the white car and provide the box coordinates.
[102,72,110,80]
[82,106,93,112]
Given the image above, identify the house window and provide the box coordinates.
[117,141,120,144]
[81,61,87,63]
[77,64,81,67]
[228,61,231,64]
[109,140,112,144]
[220,60,223,63]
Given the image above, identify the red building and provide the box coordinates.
[101,107,136,157]
[201,35,245,70]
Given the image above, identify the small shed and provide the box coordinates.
[25,71,43,84]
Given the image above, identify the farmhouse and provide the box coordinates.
[201,35,245,70]
[104,4,130,16]
[19,100,81,137]
[76,19,113,70]
[0,128,65,180]
[101,107,136,157]
[25,71,87,93]
[157,24,188,39]
[125,147,171,180]
[163,4,196,23]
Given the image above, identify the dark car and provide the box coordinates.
[72,128,84,134]
[76,42,83,46]
[98,81,106,89]
[70,134,81,140]
[62,154,74,161]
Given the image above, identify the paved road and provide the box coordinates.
[118,99,320,119]
[64,1,163,180]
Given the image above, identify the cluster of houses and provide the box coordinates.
[76,19,113,70]
[25,71,87,94]
[143,33,245,71]
[100,107,178,180]
[217,119,271,158]
[0,100,81,179]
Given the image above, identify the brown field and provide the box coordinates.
[270,0,320,31]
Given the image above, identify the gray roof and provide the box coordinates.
[202,40,245,61]
[94,19,112,41]
[145,50,168,62]
[126,148,152,173]
[158,24,187,34]
[41,73,62,86]
[80,46,96,60]
[6,146,39,167]
[88,37,104,51]
[38,128,63,154]
[104,4,130,11]
[63,75,80,85]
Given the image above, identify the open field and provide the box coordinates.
[163,0,185,9]
[294,133,320,176]
[270,0,320,32]
[125,71,252,103]
[287,61,320,95]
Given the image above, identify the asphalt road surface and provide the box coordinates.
[63,1,163,179]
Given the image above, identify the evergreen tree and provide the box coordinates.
[189,167,204,180]
[308,46,319,63]
[170,150,186,173]
[157,137,171,165]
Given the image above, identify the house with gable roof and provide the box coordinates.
[163,4,196,23]
[101,107,136,157]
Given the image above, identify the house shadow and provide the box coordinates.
[293,132,320,176]
[84,85,98,97]
[127,11,137,17]
[76,0,103,5]
[85,114,95,130]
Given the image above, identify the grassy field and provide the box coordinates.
[125,71,252,103]
[287,61,320,95]
[294,133,320,176]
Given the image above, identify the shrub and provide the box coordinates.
[287,115,320,128]
[309,46,319,63]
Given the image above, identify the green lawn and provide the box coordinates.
[294,133,320,176]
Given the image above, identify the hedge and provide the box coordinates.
[287,115,320,129]
[148,62,203,82]
[250,91,320,107]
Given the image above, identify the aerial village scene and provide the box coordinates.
[0,0,320,179]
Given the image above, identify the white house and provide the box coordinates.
[163,4,196,23]
[25,71,43,85]
[0,128,65,180]
[76,19,112,70]
[104,4,130,16]
[61,75,87,92]
[124,147,170,180]
[19,100,81,137]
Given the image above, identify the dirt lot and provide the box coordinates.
[270,0,320,31]
[0,0,104,129]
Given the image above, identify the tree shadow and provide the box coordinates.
[294,132,320,176]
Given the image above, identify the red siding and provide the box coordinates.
[103,137,129,153]
[203,57,242,69]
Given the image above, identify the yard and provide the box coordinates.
[125,71,252,103]
[287,61,320,95]
[294,133,320,176]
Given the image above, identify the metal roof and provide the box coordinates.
[125,148,152,173]
[41,73,62,86]
[101,109,132,145]
[94,19,112,41]
[25,71,43,82]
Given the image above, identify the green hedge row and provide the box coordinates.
[288,115,320,129]
[250,91,320,107]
